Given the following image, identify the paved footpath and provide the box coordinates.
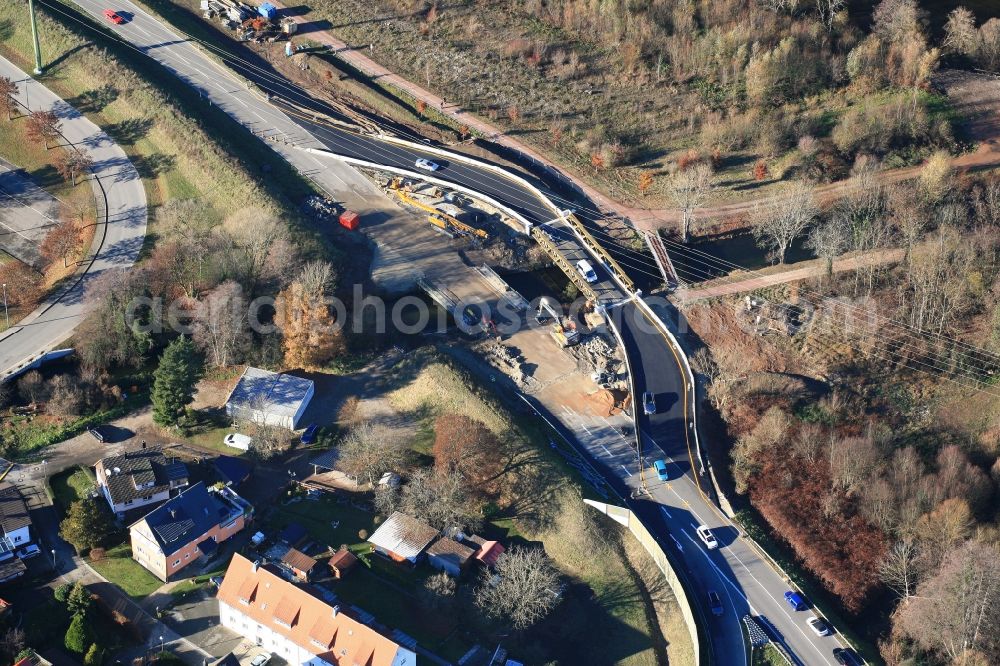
[0,57,147,380]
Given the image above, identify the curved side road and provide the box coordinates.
[0,56,147,380]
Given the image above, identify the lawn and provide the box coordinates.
[170,567,226,599]
[49,465,96,511]
[88,542,163,600]
[261,494,377,556]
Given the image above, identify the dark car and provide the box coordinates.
[833,648,864,665]
[88,425,113,443]
[784,590,807,611]
[707,590,724,617]
[300,424,319,445]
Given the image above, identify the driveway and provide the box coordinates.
[160,590,243,660]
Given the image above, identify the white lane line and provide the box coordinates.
[579,422,592,435]
[660,506,672,519]
[620,464,631,477]
[600,445,611,457]
[669,534,683,551]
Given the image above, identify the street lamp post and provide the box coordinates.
[50,549,56,568]
[2,283,7,329]
[26,0,43,75]
[159,636,164,654]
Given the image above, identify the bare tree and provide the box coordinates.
[0,77,17,121]
[896,540,1000,663]
[980,19,1000,71]
[664,161,713,243]
[398,468,478,531]
[54,150,93,187]
[944,7,979,57]
[815,0,844,29]
[879,539,919,600]
[338,422,408,487]
[223,208,290,293]
[191,281,248,368]
[807,214,850,277]
[750,181,818,263]
[475,546,562,630]
[298,260,335,296]
[25,110,61,150]
[236,394,290,460]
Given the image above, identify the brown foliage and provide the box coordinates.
[0,262,41,307]
[415,99,427,115]
[275,280,344,369]
[89,547,106,562]
[677,149,700,171]
[637,171,654,194]
[590,152,605,169]
[507,105,521,124]
[433,413,505,496]
[25,110,60,150]
[0,77,17,121]
[753,159,769,181]
[40,219,83,268]
[749,446,887,611]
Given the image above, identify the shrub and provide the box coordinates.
[54,583,73,602]
[357,529,368,540]
[64,614,91,654]
[89,547,106,562]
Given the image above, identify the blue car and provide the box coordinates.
[300,424,319,445]
[784,590,807,611]
[653,459,668,481]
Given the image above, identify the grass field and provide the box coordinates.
[49,465,96,511]
[88,542,163,600]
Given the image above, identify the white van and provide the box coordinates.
[224,433,252,451]
[576,259,598,283]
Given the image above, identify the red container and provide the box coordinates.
[339,210,360,231]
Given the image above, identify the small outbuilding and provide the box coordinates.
[327,547,358,580]
[213,455,251,487]
[367,512,438,564]
[279,522,307,547]
[225,367,314,431]
[426,537,474,577]
[467,535,506,568]
[280,547,316,582]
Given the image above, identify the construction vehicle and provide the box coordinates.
[537,299,579,347]
[389,179,488,240]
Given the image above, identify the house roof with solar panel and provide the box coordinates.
[130,482,248,556]
[95,448,189,514]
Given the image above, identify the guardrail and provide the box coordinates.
[563,212,636,293]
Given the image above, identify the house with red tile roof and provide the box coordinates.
[217,554,416,666]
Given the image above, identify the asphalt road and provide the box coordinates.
[0,56,147,380]
[58,3,852,663]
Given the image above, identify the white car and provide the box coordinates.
[696,525,718,550]
[224,433,252,451]
[807,616,831,636]
[249,654,271,666]
[414,158,440,171]
[16,544,40,560]
[576,259,598,283]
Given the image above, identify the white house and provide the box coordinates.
[0,483,31,559]
[216,554,415,666]
[225,367,314,431]
[95,449,189,518]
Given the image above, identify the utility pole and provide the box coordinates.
[27,0,43,75]
[2,284,7,329]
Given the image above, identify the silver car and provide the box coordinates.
[414,158,440,171]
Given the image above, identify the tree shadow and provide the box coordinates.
[105,117,154,146]
[132,153,177,178]
[27,164,63,190]
[70,84,119,113]
[0,19,13,42]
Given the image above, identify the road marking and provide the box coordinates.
[600,445,611,456]
[620,464,631,476]
[669,534,683,552]
[660,506,672,519]
[579,422,592,435]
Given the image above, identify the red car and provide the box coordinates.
[103,9,125,24]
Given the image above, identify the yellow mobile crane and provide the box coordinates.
[389,179,488,240]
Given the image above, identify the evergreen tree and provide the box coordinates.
[64,614,91,654]
[152,336,203,427]
[59,499,115,553]
[66,582,92,617]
